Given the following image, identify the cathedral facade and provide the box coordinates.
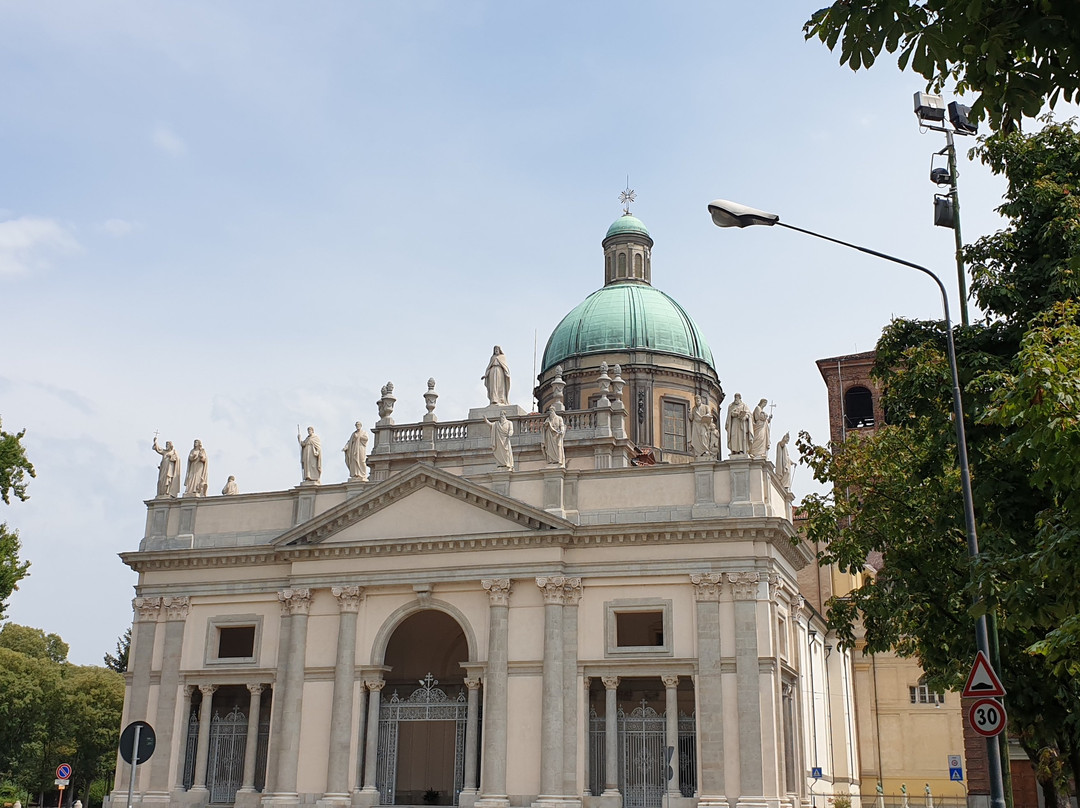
[112,213,860,808]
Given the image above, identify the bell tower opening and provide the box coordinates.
[380,610,471,805]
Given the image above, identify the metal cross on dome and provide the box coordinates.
[619,183,636,215]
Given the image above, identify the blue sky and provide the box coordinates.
[0,1,1048,664]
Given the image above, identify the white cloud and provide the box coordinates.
[102,218,138,237]
[0,216,80,276]
[153,124,187,156]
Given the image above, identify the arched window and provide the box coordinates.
[634,253,643,277]
[844,386,875,429]
[617,253,627,278]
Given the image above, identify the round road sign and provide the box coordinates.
[968,698,1007,737]
[119,721,157,764]
[56,764,71,780]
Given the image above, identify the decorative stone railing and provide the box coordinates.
[371,405,624,461]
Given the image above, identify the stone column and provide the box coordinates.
[128,597,161,721]
[562,579,582,799]
[240,685,265,793]
[477,579,512,808]
[192,684,218,791]
[462,678,482,795]
[263,593,294,797]
[149,596,190,796]
[274,587,313,799]
[352,684,368,797]
[690,573,728,808]
[663,675,680,798]
[582,678,591,797]
[730,572,765,807]
[602,676,619,797]
[323,586,363,803]
[359,680,385,794]
[537,577,566,801]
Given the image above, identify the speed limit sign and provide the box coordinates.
[968,698,1007,737]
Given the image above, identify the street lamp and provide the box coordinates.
[707,198,1006,808]
[914,92,978,326]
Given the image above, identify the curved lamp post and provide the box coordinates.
[707,199,1005,808]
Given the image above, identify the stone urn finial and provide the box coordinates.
[424,378,438,422]
[377,382,397,426]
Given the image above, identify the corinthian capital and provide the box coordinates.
[162,596,190,621]
[482,578,512,606]
[133,596,162,621]
[689,573,722,602]
[536,576,567,604]
[727,571,761,600]
[332,585,364,613]
[279,587,312,615]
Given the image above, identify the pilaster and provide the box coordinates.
[690,574,729,808]
[477,579,512,808]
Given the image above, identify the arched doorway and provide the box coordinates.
[377,610,471,806]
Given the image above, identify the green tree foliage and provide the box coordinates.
[103,627,130,673]
[0,622,70,663]
[0,418,34,618]
[0,626,123,807]
[796,119,1080,800]
[803,1,1080,132]
[0,524,30,621]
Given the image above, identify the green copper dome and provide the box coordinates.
[605,214,650,240]
[541,281,716,372]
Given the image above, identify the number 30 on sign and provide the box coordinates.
[968,698,1007,737]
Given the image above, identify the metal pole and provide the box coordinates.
[775,220,1007,808]
[944,129,969,327]
[126,724,141,808]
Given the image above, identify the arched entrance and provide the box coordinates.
[377,610,471,806]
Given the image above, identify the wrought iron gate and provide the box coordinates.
[588,703,697,807]
[375,674,468,805]
[208,707,248,803]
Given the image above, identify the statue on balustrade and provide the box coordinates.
[542,407,566,467]
[483,345,511,406]
[342,421,370,481]
[184,439,209,497]
[152,437,181,498]
[775,432,792,489]
[750,398,772,458]
[690,395,719,458]
[725,393,754,457]
[222,475,239,495]
[298,426,322,484]
[484,412,515,470]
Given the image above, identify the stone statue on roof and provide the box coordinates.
[483,345,511,406]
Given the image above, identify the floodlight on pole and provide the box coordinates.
[913,91,977,326]
[705,197,1007,808]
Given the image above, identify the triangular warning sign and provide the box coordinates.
[962,650,1006,698]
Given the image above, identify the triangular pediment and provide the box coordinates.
[274,463,573,546]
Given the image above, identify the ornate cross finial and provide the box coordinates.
[619,179,636,215]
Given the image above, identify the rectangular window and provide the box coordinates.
[661,400,688,452]
[605,599,674,657]
[218,626,256,659]
[909,683,945,704]
[205,614,262,665]
[616,611,664,647]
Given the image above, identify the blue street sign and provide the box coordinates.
[812,767,823,779]
[950,768,964,782]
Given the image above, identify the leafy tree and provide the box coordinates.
[0,645,64,799]
[103,627,130,673]
[803,1,1080,132]
[0,419,35,505]
[0,524,29,621]
[64,665,124,807]
[796,118,1080,803]
[0,419,34,618]
[0,623,70,663]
